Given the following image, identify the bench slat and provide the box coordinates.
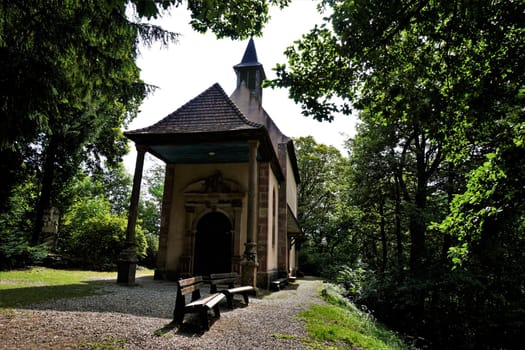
[180,282,204,296]
[207,272,255,309]
[178,276,202,287]
[210,272,239,279]
[186,293,225,309]
[226,286,254,294]
[210,278,236,285]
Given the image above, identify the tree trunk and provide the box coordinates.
[32,137,58,245]
[409,133,428,275]
[379,197,388,272]
[441,162,455,261]
[394,173,403,269]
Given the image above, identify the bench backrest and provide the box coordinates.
[209,272,238,292]
[177,276,204,302]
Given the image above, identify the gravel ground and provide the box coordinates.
[0,276,324,349]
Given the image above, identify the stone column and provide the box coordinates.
[154,164,174,280]
[241,140,259,287]
[117,144,146,285]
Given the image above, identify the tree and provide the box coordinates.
[294,136,355,275]
[0,0,290,245]
[138,160,165,236]
[134,159,165,268]
[270,0,525,263]
[268,1,525,347]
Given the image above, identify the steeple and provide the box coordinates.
[233,38,266,103]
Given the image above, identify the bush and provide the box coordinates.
[140,233,158,269]
[0,181,45,270]
[334,262,374,301]
[66,214,146,270]
[0,233,48,270]
[60,196,147,270]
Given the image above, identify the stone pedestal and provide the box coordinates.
[241,242,258,287]
[41,207,60,250]
[117,247,138,285]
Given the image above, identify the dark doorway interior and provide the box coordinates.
[193,211,232,275]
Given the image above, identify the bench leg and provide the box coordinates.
[200,308,210,330]
[173,296,186,326]
[172,311,184,326]
[225,293,234,309]
[242,292,249,305]
[213,303,221,318]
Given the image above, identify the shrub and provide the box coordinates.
[334,262,374,301]
[0,181,44,269]
[140,233,159,269]
[0,233,48,270]
[66,214,146,270]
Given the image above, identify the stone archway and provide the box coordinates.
[193,211,232,275]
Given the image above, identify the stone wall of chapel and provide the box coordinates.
[256,162,269,273]
[163,163,249,273]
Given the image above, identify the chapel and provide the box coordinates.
[123,39,301,289]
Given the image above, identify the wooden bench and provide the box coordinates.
[172,276,225,330]
[270,277,289,291]
[209,272,255,309]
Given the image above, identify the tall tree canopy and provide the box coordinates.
[270,0,525,267]
[293,136,355,275]
[0,0,289,244]
[269,1,525,347]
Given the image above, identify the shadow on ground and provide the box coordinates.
[2,275,177,319]
[2,274,291,322]
[154,313,222,338]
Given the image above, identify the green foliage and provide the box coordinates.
[63,203,146,270]
[98,164,132,216]
[293,136,357,275]
[0,236,48,271]
[78,336,126,350]
[334,263,373,301]
[138,161,165,236]
[0,0,289,244]
[59,173,146,270]
[71,214,146,270]
[299,284,411,350]
[0,181,45,269]
[129,0,290,39]
[439,153,507,265]
[140,233,159,269]
[270,1,525,347]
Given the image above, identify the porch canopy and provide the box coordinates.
[125,83,284,178]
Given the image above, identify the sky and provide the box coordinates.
[124,1,358,172]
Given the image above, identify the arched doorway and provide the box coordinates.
[193,211,232,275]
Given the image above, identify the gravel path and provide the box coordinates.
[0,276,324,349]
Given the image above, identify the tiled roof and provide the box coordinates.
[126,83,262,135]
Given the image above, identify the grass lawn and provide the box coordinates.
[298,285,414,350]
[0,267,153,309]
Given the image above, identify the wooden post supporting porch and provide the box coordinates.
[117,144,146,285]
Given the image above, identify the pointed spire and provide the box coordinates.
[237,37,261,67]
[233,38,266,104]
